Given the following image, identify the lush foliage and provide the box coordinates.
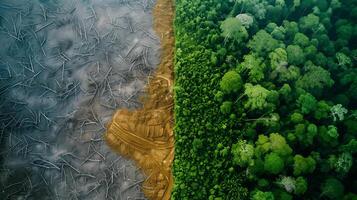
[173,0,357,199]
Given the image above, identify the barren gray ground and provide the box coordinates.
[0,0,160,199]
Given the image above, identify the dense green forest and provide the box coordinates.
[173,0,357,199]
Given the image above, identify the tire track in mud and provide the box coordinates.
[105,0,175,199]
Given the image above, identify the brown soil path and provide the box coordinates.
[104,0,175,199]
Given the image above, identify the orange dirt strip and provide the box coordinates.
[104,0,175,199]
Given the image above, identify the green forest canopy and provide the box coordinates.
[173,0,357,199]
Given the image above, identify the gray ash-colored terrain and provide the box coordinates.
[0,0,160,199]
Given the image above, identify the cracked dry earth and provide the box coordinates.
[0,0,161,199]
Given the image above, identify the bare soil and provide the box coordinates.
[105,0,175,199]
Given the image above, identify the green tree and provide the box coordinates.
[264,152,284,174]
[293,123,317,147]
[255,135,271,156]
[299,13,321,33]
[318,125,339,146]
[335,152,353,175]
[237,54,266,83]
[221,17,248,44]
[220,101,233,114]
[248,30,280,57]
[341,139,357,154]
[336,52,352,69]
[330,0,341,10]
[336,23,353,41]
[231,140,255,167]
[287,45,305,65]
[244,83,271,110]
[293,33,310,47]
[278,84,292,99]
[296,63,334,91]
[295,177,308,195]
[293,155,316,176]
[214,91,224,102]
[295,124,318,147]
[235,0,268,20]
[269,48,288,71]
[271,26,286,40]
[278,66,301,83]
[269,133,292,157]
[283,20,299,40]
[220,71,243,94]
[252,190,275,200]
[328,125,339,140]
[291,113,304,123]
[314,101,331,120]
[297,93,317,114]
[321,178,344,199]
[304,45,318,60]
